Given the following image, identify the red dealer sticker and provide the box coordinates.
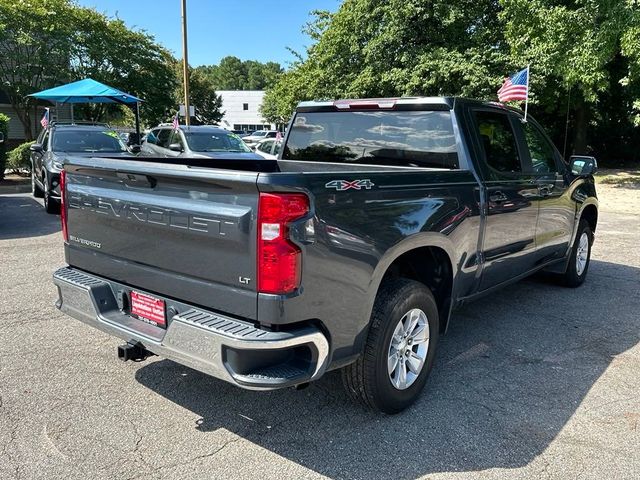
[130,291,166,328]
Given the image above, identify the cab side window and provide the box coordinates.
[157,129,172,149]
[41,131,50,151]
[146,129,160,145]
[522,122,558,173]
[169,130,184,149]
[474,110,521,173]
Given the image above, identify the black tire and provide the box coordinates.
[31,168,44,198]
[561,219,593,287]
[342,278,440,414]
[43,174,60,214]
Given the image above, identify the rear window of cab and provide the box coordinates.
[283,110,459,169]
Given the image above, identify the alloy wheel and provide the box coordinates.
[576,232,589,276]
[387,308,430,390]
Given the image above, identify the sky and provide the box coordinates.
[76,0,340,67]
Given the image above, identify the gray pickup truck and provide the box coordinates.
[53,97,598,413]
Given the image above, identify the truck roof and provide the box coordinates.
[296,96,523,114]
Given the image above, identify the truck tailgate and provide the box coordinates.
[63,157,259,320]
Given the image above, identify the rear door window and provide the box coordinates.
[157,129,172,149]
[521,121,559,173]
[283,110,459,169]
[169,130,184,149]
[473,110,522,173]
[146,129,160,145]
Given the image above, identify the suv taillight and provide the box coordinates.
[257,192,309,294]
[60,169,68,242]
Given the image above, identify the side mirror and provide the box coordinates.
[129,145,141,154]
[30,143,43,153]
[168,143,183,152]
[569,155,598,176]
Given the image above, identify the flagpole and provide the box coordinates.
[523,64,530,122]
[181,0,191,127]
[562,86,572,159]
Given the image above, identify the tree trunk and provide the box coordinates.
[572,95,589,155]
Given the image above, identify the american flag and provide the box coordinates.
[40,108,50,129]
[172,112,179,130]
[498,67,529,102]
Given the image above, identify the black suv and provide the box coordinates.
[30,124,132,213]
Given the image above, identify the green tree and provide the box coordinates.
[0,0,176,137]
[66,6,176,127]
[190,69,224,124]
[210,56,247,90]
[0,0,77,139]
[262,2,510,124]
[173,62,223,124]
[199,56,283,90]
[264,0,640,163]
[500,0,640,156]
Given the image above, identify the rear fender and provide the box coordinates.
[353,233,458,353]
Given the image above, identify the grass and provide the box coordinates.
[595,166,640,188]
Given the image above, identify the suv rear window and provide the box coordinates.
[283,110,459,169]
[52,130,127,153]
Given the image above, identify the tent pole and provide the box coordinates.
[135,102,141,145]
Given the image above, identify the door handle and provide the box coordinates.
[489,191,508,203]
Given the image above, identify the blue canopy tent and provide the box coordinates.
[29,78,143,144]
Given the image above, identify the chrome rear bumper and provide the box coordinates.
[53,267,329,390]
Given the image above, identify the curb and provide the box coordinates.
[0,184,31,194]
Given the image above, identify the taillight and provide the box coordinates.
[59,169,68,242]
[257,192,309,294]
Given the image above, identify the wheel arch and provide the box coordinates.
[366,234,457,337]
[580,203,598,233]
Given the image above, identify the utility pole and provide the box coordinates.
[181,0,191,126]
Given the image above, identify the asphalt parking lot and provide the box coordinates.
[1,191,638,480]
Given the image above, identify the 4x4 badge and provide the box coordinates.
[325,179,375,191]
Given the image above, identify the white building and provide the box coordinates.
[216,90,274,132]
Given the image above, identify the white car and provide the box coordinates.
[243,130,279,148]
[254,138,282,159]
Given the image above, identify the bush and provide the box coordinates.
[0,113,9,181]
[7,141,34,173]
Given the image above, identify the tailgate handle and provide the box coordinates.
[117,172,157,188]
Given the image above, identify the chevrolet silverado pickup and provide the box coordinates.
[53,97,598,413]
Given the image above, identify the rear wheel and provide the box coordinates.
[342,278,439,414]
[43,174,60,214]
[561,220,592,287]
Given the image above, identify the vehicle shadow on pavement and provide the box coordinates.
[0,195,59,240]
[135,259,639,478]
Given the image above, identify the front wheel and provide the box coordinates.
[561,220,593,287]
[342,278,439,414]
[43,174,60,214]
[32,168,44,198]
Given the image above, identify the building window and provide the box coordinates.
[243,103,249,111]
